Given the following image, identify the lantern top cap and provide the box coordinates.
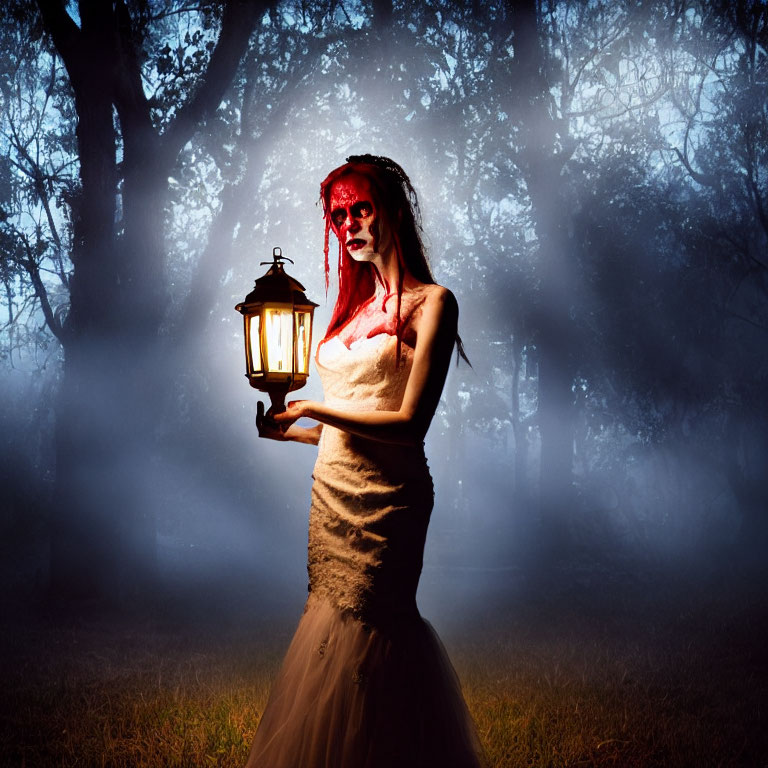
[236,245,319,311]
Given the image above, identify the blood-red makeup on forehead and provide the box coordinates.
[329,174,374,211]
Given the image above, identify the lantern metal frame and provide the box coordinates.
[235,247,318,410]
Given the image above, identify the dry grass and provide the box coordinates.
[1,569,766,768]
[2,611,280,768]
[460,620,763,768]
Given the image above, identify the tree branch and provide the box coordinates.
[725,310,768,334]
[8,117,65,256]
[161,0,270,163]
[16,231,65,343]
[673,146,718,188]
[172,31,332,339]
[35,0,83,85]
[743,144,768,239]
[113,0,156,154]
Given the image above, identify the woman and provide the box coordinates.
[246,155,484,767]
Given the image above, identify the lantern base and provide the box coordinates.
[267,389,288,414]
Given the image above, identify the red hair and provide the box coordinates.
[319,156,436,355]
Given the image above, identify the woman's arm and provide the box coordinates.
[274,287,459,446]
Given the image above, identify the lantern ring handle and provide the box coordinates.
[260,246,294,266]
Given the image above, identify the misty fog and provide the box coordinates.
[2,0,766,614]
[1,2,767,764]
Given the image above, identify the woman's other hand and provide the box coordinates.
[256,401,289,440]
[256,400,323,445]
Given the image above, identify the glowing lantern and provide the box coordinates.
[235,247,318,410]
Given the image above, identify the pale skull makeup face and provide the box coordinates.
[329,175,378,262]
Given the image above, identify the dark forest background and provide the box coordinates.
[2,2,768,766]
[1,0,767,608]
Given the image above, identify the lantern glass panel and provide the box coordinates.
[264,308,294,372]
[248,314,261,373]
[295,311,311,374]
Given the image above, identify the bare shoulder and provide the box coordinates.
[421,284,458,319]
[409,283,458,340]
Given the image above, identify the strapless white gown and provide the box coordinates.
[245,328,485,768]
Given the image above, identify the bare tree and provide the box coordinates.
[29,0,268,600]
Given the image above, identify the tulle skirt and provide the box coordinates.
[245,594,485,768]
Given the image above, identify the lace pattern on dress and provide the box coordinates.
[308,328,433,625]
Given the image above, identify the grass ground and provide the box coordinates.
[1,561,767,768]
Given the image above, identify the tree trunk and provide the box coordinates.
[41,1,123,599]
[39,0,262,602]
[508,0,575,553]
[724,413,768,560]
[510,335,530,504]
